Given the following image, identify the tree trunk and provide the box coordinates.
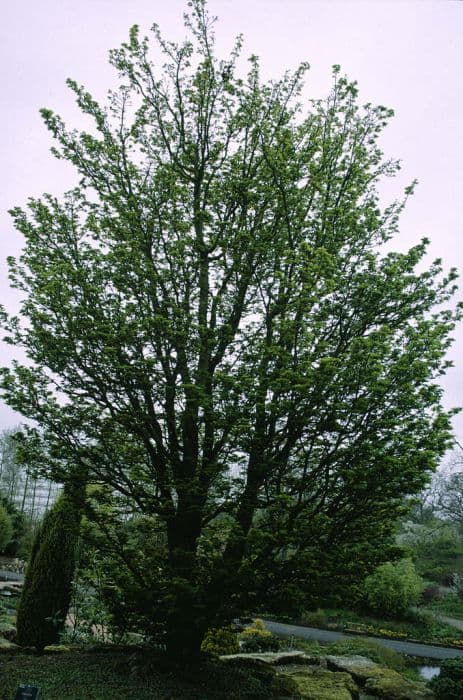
[165,614,206,659]
[165,501,209,658]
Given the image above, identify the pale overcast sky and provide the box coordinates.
[1,1,463,444]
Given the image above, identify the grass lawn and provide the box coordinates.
[1,650,272,700]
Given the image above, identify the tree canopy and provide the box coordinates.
[0,0,460,655]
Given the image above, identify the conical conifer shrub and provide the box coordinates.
[16,482,83,649]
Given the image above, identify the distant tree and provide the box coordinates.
[0,428,23,504]
[436,471,463,528]
[0,502,13,553]
[0,0,460,655]
[0,493,28,556]
[400,519,463,583]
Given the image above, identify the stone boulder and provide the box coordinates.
[0,622,16,641]
[363,669,433,700]
[0,637,18,652]
[272,666,359,699]
[325,655,433,699]
[221,651,433,700]
[220,650,316,665]
[326,655,378,676]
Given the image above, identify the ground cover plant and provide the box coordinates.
[1,0,460,656]
[0,651,271,700]
[0,632,430,700]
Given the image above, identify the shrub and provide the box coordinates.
[363,558,423,617]
[0,503,13,553]
[16,485,83,649]
[421,584,442,603]
[201,627,240,655]
[430,657,463,699]
[240,619,280,653]
[300,609,327,627]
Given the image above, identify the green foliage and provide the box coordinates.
[75,502,174,644]
[364,558,423,616]
[0,0,459,654]
[16,486,83,649]
[430,657,463,699]
[0,502,13,553]
[1,652,271,700]
[201,627,240,655]
[239,619,280,653]
[407,521,463,582]
[0,492,35,557]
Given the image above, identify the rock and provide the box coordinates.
[326,655,380,683]
[326,655,379,671]
[271,672,299,696]
[220,651,308,665]
[222,650,432,699]
[0,637,19,652]
[273,667,359,699]
[275,652,324,667]
[0,622,16,641]
[219,654,277,681]
[363,668,433,699]
[325,654,432,699]
[43,644,75,653]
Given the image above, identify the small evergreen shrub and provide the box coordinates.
[421,584,442,603]
[16,485,82,649]
[300,608,327,627]
[201,627,240,655]
[240,619,280,653]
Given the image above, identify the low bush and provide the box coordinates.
[240,619,280,653]
[430,657,463,699]
[363,558,423,617]
[421,585,442,603]
[300,609,327,627]
[201,627,240,656]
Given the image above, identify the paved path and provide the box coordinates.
[264,620,463,660]
[0,569,24,582]
[434,613,463,632]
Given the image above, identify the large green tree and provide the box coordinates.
[0,0,459,655]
